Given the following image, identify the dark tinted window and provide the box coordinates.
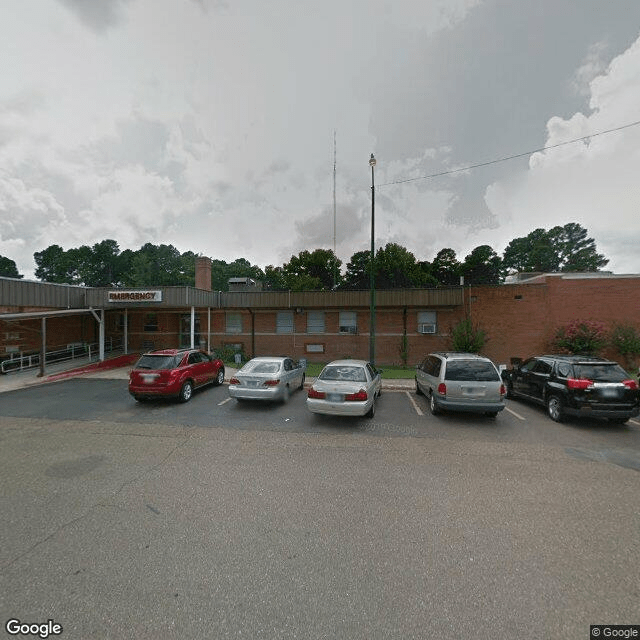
[136,354,180,370]
[573,363,629,382]
[532,360,552,375]
[557,363,572,377]
[519,359,536,373]
[366,364,377,380]
[444,360,500,382]
[425,356,441,377]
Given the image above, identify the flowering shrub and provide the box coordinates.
[553,320,608,355]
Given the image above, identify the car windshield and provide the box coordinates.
[319,365,367,382]
[240,361,281,374]
[135,354,180,370]
[445,360,500,382]
[573,363,629,382]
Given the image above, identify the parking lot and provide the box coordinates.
[1,370,640,639]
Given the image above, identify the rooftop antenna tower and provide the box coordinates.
[333,130,337,257]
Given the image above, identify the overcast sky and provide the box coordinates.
[1,0,640,279]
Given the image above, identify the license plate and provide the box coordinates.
[600,388,620,398]
[327,393,343,403]
[141,374,157,384]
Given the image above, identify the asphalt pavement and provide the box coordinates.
[0,354,416,394]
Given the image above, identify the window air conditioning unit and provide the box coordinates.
[340,326,358,334]
[418,323,436,334]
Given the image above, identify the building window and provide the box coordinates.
[339,311,357,334]
[226,313,242,334]
[276,311,294,334]
[307,311,325,334]
[144,313,158,332]
[417,311,437,334]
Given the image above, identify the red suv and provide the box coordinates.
[129,349,225,402]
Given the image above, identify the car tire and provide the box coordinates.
[485,411,498,418]
[366,400,375,418]
[608,417,628,425]
[429,392,441,416]
[505,382,514,399]
[299,374,305,390]
[179,381,193,403]
[546,394,564,422]
[134,395,147,403]
[215,368,225,386]
[415,379,423,396]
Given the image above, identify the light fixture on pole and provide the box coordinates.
[369,153,376,366]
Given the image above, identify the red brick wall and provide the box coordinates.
[3,276,639,369]
[467,276,640,368]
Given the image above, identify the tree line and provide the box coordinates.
[0,222,609,290]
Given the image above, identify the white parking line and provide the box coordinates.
[218,397,232,406]
[405,391,424,416]
[505,406,526,421]
[630,419,640,426]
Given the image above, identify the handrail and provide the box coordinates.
[1,338,123,374]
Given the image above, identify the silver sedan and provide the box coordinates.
[228,357,306,403]
[306,359,382,418]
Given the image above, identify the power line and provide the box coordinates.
[377,119,640,187]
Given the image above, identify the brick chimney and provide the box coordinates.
[195,256,212,291]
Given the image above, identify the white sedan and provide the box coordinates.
[306,359,382,418]
[228,357,306,403]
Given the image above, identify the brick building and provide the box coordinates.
[1,259,639,373]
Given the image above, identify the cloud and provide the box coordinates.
[484,32,640,273]
[57,0,133,33]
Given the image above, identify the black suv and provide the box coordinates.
[501,355,639,424]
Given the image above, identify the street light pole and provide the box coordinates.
[369,153,376,366]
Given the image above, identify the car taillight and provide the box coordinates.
[623,379,638,390]
[500,384,506,396]
[263,379,280,386]
[229,377,240,385]
[437,383,446,395]
[345,389,368,401]
[308,387,326,399]
[567,378,593,390]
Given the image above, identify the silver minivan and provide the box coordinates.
[416,352,506,417]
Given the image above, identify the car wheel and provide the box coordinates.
[608,417,628,425]
[299,374,305,390]
[179,381,193,403]
[282,385,290,403]
[546,394,563,422]
[429,392,441,416]
[215,368,225,386]
[415,379,423,396]
[485,411,498,418]
[134,395,147,403]
[505,382,514,399]
[366,400,375,418]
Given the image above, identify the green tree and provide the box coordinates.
[431,248,461,286]
[282,249,342,291]
[0,255,22,279]
[461,245,504,285]
[74,239,123,286]
[128,243,194,287]
[449,317,487,353]
[34,245,76,283]
[342,250,371,290]
[503,223,608,274]
[374,243,430,288]
[263,265,288,291]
